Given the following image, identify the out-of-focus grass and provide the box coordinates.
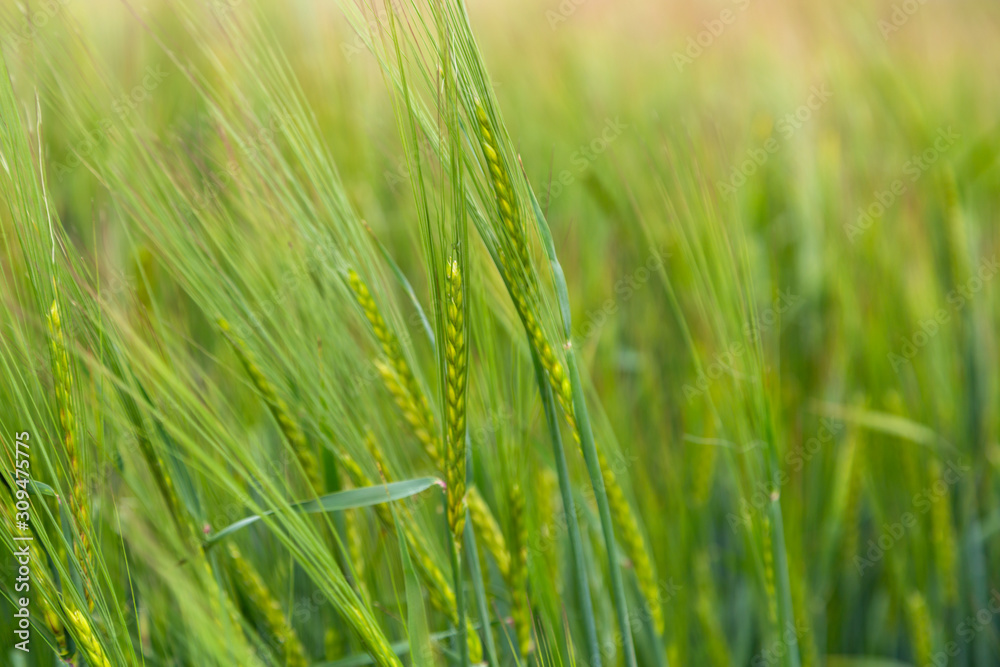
[1,0,998,666]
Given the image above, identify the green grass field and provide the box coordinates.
[1,0,998,665]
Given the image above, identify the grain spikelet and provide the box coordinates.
[906,591,933,667]
[467,488,510,579]
[928,460,958,603]
[349,270,510,577]
[337,449,483,663]
[444,256,468,542]
[65,607,112,667]
[218,319,321,491]
[227,543,309,667]
[508,483,533,657]
[47,297,95,611]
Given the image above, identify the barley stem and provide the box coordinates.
[531,347,601,667]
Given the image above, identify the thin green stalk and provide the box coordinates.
[767,487,801,667]
[449,507,470,667]
[565,351,638,667]
[464,504,500,667]
[527,179,637,667]
[531,348,601,667]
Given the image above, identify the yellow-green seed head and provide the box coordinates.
[219,318,321,491]
[228,543,309,667]
[444,257,468,541]
[66,608,112,667]
[48,298,95,611]
[467,488,511,579]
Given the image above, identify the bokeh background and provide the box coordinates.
[2,0,999,665]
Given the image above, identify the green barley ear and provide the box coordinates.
[928,460,958,603]
[0,501,71,661]
[597,449,663,636]
[348,267,511,580]
[47,296,95,611]
[473,99,530,274]
[342,485,367,596]
[348,269,400,361]
[508,482,532,657]
[65,607,112,667]
[337,449,483,663]
[467,488,510,579]
[484,224,663,641]
[444,256,468,543]
[218,318,321,491]
[348,270,440,464]
[375,360,440,462]
[339,603,406,667]
[227,543,309,667]
[40,596,71,662]
[906,591,933,667]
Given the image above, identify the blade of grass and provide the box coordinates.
[204,478,440,546]
[395,507,434,667]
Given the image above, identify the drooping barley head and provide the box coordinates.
[65,606,112,667]
[473,99,531,274]
[467,488,510,579]
[337,448,483,663]
[508,482,533,657]
[218,318,322,491]
[227,542,309,667]
[47,297,95,611]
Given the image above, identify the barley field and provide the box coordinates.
[0,0,998,666]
